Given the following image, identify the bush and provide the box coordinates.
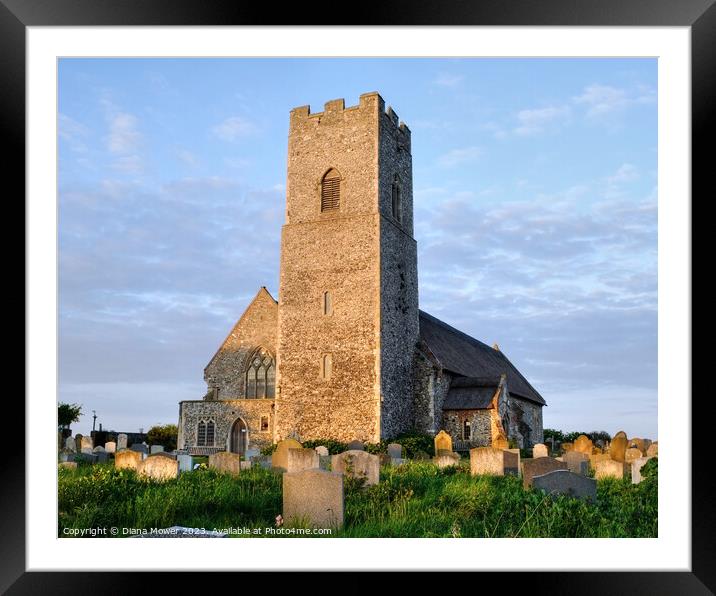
[146,424,178,451]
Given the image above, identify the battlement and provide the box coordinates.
[290,92,410,137]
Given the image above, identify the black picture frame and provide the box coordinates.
[8,0,707,592]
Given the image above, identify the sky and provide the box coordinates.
[58,58,657,439]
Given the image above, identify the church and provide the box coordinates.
[177,92,545,456]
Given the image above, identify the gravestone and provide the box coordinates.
[609,435,628,463]
[240,461,251,470]
[208,451,242,475]
[470,447,517,476]
[319,455,332,470]
[387,443,403,459]
[283,468,344,529]
[331,450,380,486]
[624,447,642,464]
[564,451,590,475]
[130,443,149,455]
[434,430,453,456]
[629,438,647,454]
[492,433,509,450]
[251,455,272,470]
[532,443,548,458]
[346,440,365,451]
[150,445,165,455]
[104,441,116,454]
[590,452,611,468]
[594,459,626,480]
[521,457,568,488]
[80,435,93,452]
[631,456,654,484]
[532,470,597,502]
[93,446,106,454]
[96,452,109,463]
[315,446,329,457]
[413,450,430,461]
[115,449,142,471]
[561,442,574,453]
[272,438,303,471]
[613,430,627,439]
[74,434,83,453]
[507,448,521,475]
[434,452,460,468]
[287,448,320,473]
[573,435,593,455]
[59,461,78,470]
[646,442,658,457]
[64,436,76,452]
[642,439,652,455]
[245,448,260,460]
[73,452,96,463]
[379,453,392,467]
[137,453,179,481]
[117,433,128,450]
[177,453,194,473]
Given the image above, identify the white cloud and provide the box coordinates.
[573,83,656,120]
[433,72,464,87]
[436,146,483,168]
[108,112,141,154]
[607,163,639,185]
[212,116,256,141]
[111,155,144,174]
[514,105,570,136]
[58,113,89,153]
[176,149,199,168]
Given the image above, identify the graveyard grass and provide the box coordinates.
[58,459,657,538]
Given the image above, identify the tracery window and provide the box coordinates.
[197,419,215,446]
[246,349,276,399]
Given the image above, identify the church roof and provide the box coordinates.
[443,381,499,410]
[418,310,546,406]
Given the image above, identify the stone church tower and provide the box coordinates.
[274,92,419,443]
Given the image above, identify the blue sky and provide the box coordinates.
[58,58,657,439]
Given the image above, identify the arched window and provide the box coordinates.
[197,420,206,446]
[321,169,341,212]
[245,348,276,399]
[463,419,471,441]
[322,353,333,379]
[206,420,215,446]
[323,291,333,316]
[391,175,402,221]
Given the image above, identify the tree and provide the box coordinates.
[58,403,82,430]
[146,424,178,451]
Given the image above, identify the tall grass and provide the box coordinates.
[58,459,657,538]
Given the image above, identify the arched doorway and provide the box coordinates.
[230,418,248,456]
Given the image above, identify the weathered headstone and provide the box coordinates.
[346,440,365,451]
[96,452,109,463]
[137,453,179,481]
[73,452,96,464]
[115,449,142,471]
[93,445,106,453]
[283,469,344,529]
[434,452,460,468]
[532,470,597,502]
[271,438,303,471]
[104,441,116,453]
[117,433,128,450]
[631,456,654,484]
[74,434,83,453]
[594,459,626,480]
[564,451,590,475]
[629,438,647,454]
[624,447,642,463]
[387,443,403,459]
[532,443,548,458]
[245,448,260,460]
[470,447,517,476]
[287,448,320,473]
[208,451,242,475]
[64,436,76,452]
[59,461,78,470]
[130,443,148,454]
[413,450,430,461]
[240,461,251,470]
[589,452,611,469]
[573,435,593,455]
[642,439,652,455]
[561,442,574,453]
[331,450,380,486]
[521,457,568,488]
[613,430,627,439]
[609,435,628,463]
[506,448,521,475]
[434,430,453,456]
[150,445,165,455]
[315,446,329,457]
[80,435,93,452]
[646,442,658,457]
[177,453,194,472]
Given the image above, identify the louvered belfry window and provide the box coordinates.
[321,169,341,212]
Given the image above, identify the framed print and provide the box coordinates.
[10,0,708,591]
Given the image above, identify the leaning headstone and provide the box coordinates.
[434,452,460,468]
[117,434,128,450]
[80,435,93,452]
[594,459,626,480]
[434,430,453,456]
[177,453,194,473]
[104,441,116,454]
[346,440,365,451]
[315,446,329,457]
[609,435,628,463]
[470,447,517,476]
[115,449,142,471]
[624,447,642,463]
[532,470,597,502]
[283,469,344,529]
[532,443,548,458]
[287,448,320,473]
[521,457,568,488]
[150,445,165,455]
[59,461,78,470]
[387,443,403,460]
[631,456,654,484]
[64,436,76,452]
[613,430,627,440]
[646,442,658,457]
[331,450,380,486]
[564,451,590,475]
[271,438,303,471]
[208,451,242,475]
[573,435,593,455]
[137,453,179,481]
